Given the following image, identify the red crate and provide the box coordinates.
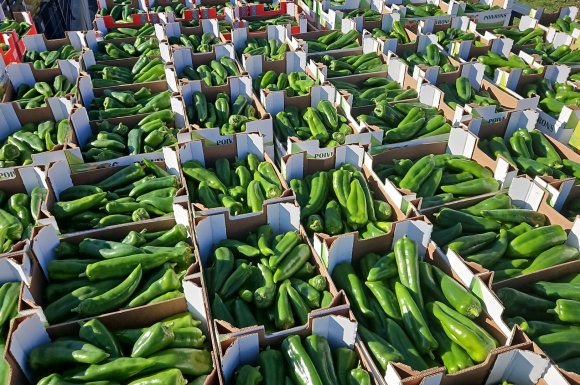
[0,31,20,65]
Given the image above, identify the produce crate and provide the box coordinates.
[23,214,194,327]
[146,0,200,23]
[262,84,379,159]
[19,33,85,72]
[179,75,275,158]
[367,127,516,213]
[157,19,224,61]
[6,284,219,385]
[0,98,76,171]
[491,260,580,382]
[218,313,379,385]
[41,158,188,235]
[421,176,579,283]
[534,179,580,224]
[362,13,418,56]
[467,109,580,190]
[0,31,20,65]
[167,133,294,217]
[391,1,458,27]
[93,0,150,29]
[68,105,187,168]
[451,0,513,29]
[226,3,308,40]
[0,10,38,57]
[281,146,409,258]
[2,62,79,112]
[322,217,515,384]
[193,201,349,342]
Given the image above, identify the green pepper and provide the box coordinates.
[281,335,323,385]
[79,319,123,358]
[433,265,482,318]
[29,339,110,371]
[273,244,311,283]
[536,330,580,362]
[394,236,423,311]
[259,348,285,385]
[304,335,338,385]
[346,179,368,229]
[332,263,373,318]
[127,268,181,308]
[507,225,567,258]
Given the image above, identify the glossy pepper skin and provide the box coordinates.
[549,299,580,324]
[394,236,423,311]
[431,301,497,363]
[332,263,374,319]
[304,335,338,385]
[259,348,285,385]
[29,339,110,371]
[333,348,358,385]
[432,265,482,319]
[346,179,368,229]
[281,335,323,385]
[506,225,567,258]
[79,319,123,358]
[357,325,403,371]
[301,171,330,219]
[131,321,174,357]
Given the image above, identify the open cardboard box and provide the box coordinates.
[92,17,156,36]
[281,146,409,258]
[155,19,222,55]
[41,157,188,235]
[20,32,86,73]
[491,259,580,383]
[67,104,187,170]
[219,313,380,384]
[530,6,580,42]
[0,166,49,269]
[421,176,580,289]
[79,52,167,87]
[290,29,364,56]
[192,201,349,343]
[386,33,464,85]
[306,32,389,83]
[82,32,159,64]
[322,217,515,385]
[76,74,187,127]
[466,109,580,191]
[364,13,419,56]
[364,127,511,213]
[0,98,77,171]
[165,42,244,92]
[319,1,389,32]
[442,20,511,63]
[2,62,79,109]
[145,0,200,23]
[390,1,459,27]
[23,212,194,326]
[238,0,300,19]
[261,84,379,159]
[484,16,547,53]
[535,179,580,225]
[6,276,220,385]
[418,63,538,124]
[178,75,274,158]
[447,0,512,28]
[165,133,294,217]
[235,25,306,76]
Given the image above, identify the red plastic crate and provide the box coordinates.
[0,31,20,65]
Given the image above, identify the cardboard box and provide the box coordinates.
[442,20,511,62]
[192,201,348,342]
[2,62,79,110]
[82,33,159,64]
[322,216,514,384]
[530,6,580,41]
[450,0,513,28]
[41,157,188,235]
[364,127,507,213]
[319,2,389,32]
[234,24,299,67]
[156,19,223,63]
[145,0,200,23]
[67,105,187,170]
[79,54,167,88]
[390,1,459,27]
[363,13,419,56]
[165,133,294,217]
[418,63,538,124]
[421,177,580,286]
[491,260,580,383]
[23,213,194,325]
[165,42,243,92]
[0,98,76,171]
[76,74,187,128]
[281,146,409,257]
[178,76,274,158]
[466,109,580,190]
[20,33,86,73]
[197,0,237,20]
[218,314,378,384]
[6,279,220,385]
[261,84,379,159]
[290,29,364,56]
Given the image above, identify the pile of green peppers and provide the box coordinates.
[332,236,497,374]
[44,224,191,324]
[0,118,70,167]
[179,57,241,86]
[93,38,159,62]
[252,70,315,96]
[478,51,542,78]
[51,160,179,233]
[103,24,155,40]
[87,88,172,121]
[205,225,333,332]
[31,313,213,384]
[246,15,297,32]
[150,0,188,18]
[523,79,580,118]
[439,78,500,110]
[304,30,361,53]
[168,32,221,53]
[290,164,394,238]
[502,276,580,373]
[97,0,144,22]
[374,154,500,208]
[550,15,579,35]
[400,46,457,75]
[14,76,77,109]
[0,187,47,252]
[0,282,19,384]
[430,193,577,280]
[88,56,166,88]
[273,100,354,146]
[234,334,372,385]
[311,52,388,78]
[478,127,580,181]
[183,153,284,215]
[23,44,80,69]
[436,28,484,50]
[329,78,415,107]
[184,92,258,135]
[242,38,289,61]
[0,19,30,37]
[360,102,451,145]
[82,111,177,162]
